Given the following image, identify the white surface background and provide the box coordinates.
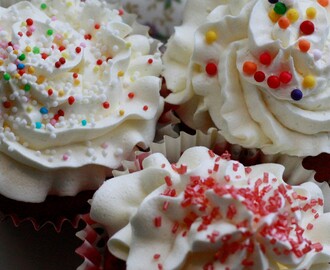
[0,218,83,270]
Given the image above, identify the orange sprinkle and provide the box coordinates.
[242,61,257,75]
[278,17,290,29]
[298,39,311,53]
[318,0,329,7]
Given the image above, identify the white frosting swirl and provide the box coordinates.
[91,146,330,270]
[163,0,330,156]
[0,0,163,169]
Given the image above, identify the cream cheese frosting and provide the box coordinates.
[163,0,330,156]
[91,146,330,270]
[0,0,163,201]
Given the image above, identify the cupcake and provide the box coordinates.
[90,146,330,270]
[0,0,163,203]
[163,0,330,157]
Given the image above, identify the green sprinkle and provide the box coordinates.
[40,3,47,10]
[274,2,287,15]
[18,54,26,61]
[46,29,54,36]
[3,73,10,81]
[24,84,31,91]
[33,47,40,54]
[81,119,87,126]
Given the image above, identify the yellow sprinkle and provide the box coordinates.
[286,8,299,23]
[119,109,125,116]
[130,76,135,82]
[268,9,281,23]
[3,122,10,129]
[13,50,19,55]
[58,90,65,97]
[193,63,202,73]
[0,59,3,66]
[21,22,27,27]
[26,106,33,113]
[93,66,100,72]
[306,7,317,19]
[25,46,32,52]
[205,30,218,44]
[14,74,20,79]
[27,66,35,74]
[126,42,132,48]
[64,32,69,39]
[73,79,80,86]
[37,75,45,84]
[117,71,124,77]
[66,1,73,7]
[303,75,316,89]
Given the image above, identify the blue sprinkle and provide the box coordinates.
[40,107,48,114]
[291,89,303,101]
[81,119,87,126]
[17,63,25,70]
[35,122,42,129]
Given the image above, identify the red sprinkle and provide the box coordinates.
[102,101,110,109]
[205,62,218,76]
[3,101,11,108]
[58,109,65,116]
[148,58,153,64]
[118,9,124,16]
[128,92,135,99]
[143,105,148,111]
[59,57,66,64]
[300,20,315,35]
[84,34,92,40]
[73,73,78,79]
[55,61,61,68]
[254,71,266,82]
[267,75,281,89]
[259,52,272,66]
[96,59,103,65]
[94,23,100,30]
[68,96,75,105]
[59,45,66,51]
[47,89,53,96]
[26,18,34,26]
[41,53,48,60]
[279,71,292,84]
[75,47,82,53]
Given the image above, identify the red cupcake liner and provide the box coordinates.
[76,214,126,270]
[0,190,95,232]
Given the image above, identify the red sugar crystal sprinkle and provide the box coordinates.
[208,150,215,158]
[162,201,169,211]
[172,222,179,234]
[213,163,219,172]
[171,164,187,174]
[307,223,314,230]
[164,176,173,186]
[233,163,239,172]
[153,254,161,260]
[154,216,162,228]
